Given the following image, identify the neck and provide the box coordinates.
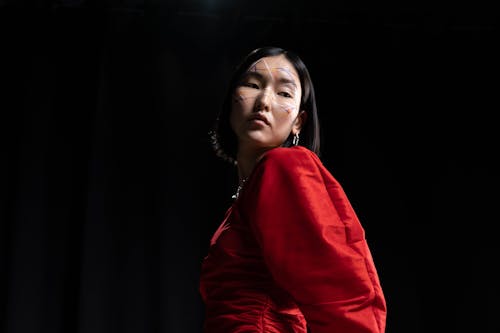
[236,146,269,184]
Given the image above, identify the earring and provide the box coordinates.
[292,132,300,146]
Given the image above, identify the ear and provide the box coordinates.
[292,110,307,134]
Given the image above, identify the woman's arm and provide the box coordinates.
[242,147,387,333]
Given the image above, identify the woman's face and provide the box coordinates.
[230,54,305,153]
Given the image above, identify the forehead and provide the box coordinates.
[246,55,299,82]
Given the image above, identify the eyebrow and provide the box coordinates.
[242,71,298,89]
[277,77,298,89]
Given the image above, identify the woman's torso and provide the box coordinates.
[199,203,308,333]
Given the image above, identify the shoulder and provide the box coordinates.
[242,146,333,200]
[256,146,322,174]
[262,145,319,162]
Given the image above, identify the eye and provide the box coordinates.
[242,82,259,89]
[278,91,293,98]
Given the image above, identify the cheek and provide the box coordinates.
[229,101,247,133]
[230,98,249,123]
[233,89,258,107]
[275,102,297,115]
[273,110,299,134]
[273,100,299,120]
[230,91,256,126]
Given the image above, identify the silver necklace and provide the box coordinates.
[231,178,248,200]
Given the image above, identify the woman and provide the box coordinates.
[200,46,387,333]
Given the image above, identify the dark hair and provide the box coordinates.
[209,46,321,165]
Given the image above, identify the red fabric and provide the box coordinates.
[200,146,387,333]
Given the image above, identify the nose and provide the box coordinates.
[254,89,273,112]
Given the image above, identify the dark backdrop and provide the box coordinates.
[1,1,498,332]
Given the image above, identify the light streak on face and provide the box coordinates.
[233,58,301,115]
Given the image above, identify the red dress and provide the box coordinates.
[199,146,387,333]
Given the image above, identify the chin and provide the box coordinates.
[239,131,283,148]
[244,139,281,151]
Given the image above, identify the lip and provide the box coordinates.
[248,114,270,125]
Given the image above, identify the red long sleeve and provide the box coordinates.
[241,146,387,333]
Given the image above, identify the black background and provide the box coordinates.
[1,0,499,332]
